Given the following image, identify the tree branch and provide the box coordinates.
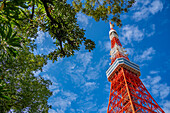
[30,0,35,20]
[41,0,67,56]
[58,38,65,56]
[40,0,55,23]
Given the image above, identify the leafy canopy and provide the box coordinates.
[0,0,134,61]
[1,47,52,112]
[0,0,135,112]
[73,0,135,26]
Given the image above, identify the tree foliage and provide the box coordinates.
[0,46,52,112]
[0,0,96,62]
[0,0,135,112]
[72,0,135,26]
[0,0,134,61]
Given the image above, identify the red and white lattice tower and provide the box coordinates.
[106,22,165,113]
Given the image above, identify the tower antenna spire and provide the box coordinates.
[109,21,114,30]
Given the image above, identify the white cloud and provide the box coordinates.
[162,100,170,113]
[49,109,57,113]
[146,24,155,37]
[38,46,56,55]
[85,67,99,80]
[126,48,134,56]
[65,62,76,74]
[151,76,161,84]
[134,47,155,62]
[98,40,111,52]
[53,98,71,113]
[142,76,170,99]
[42,74,61,95]
[96,55,109,68]
[65,53,108,86]
[78,101,98,112]
[36,31,45,44]
[120,25,144,45]
[43,61,53,72]
[34,32,57,55]
[85,56,109,80]
[33,70,41,77]
[150,70,160,74]
[64,52,93,85]
[98,106,107,113]
[149,0,163,14]
[104,41,111,51]
[83,82,98,92]
[133,0,163,21]
[105,83,110,93]
[63,91,77,100]
[42,59,63,72]
[49,91,77,113]
[76,52,92,67]
[69,72,86,85]
[133,8,148,21]
[119,24,156,45]
[98,102,108,113]
[77,13,89,27]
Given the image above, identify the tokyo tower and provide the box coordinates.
[106,22,165,113]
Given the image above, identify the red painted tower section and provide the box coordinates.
[106,22,165,113]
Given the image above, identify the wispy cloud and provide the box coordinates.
[36,31,45,44]
[65,63,86,85]
[43,61,54,72]
[119,24,156,45]
[34,32,57,55]
[77,101,98,112]
[76,52,92,67]
[85,56,109,80]
[142,75,170,99]
[77,13,89,27]
[150,70,160,74]
[105,83,110,93]
[33,70,41,77]
[104,41,111,51]
[49,109,57,113]
[62,51,93,85]
[65,50,108,83]
[126,48,134,56]
[98,104,107,113]
[98,106,107,113]
[134,47,155,62]
[149,0,164,14]
[146,24,156,37]
[142,73,170,112]
[49,91,77,113]
[42,74,60,94]
[133,0,163,21]
[120,25,144,45]
[98,40,111,52]
[162,100,170,113]
[85,67,100,80]
[82,82,98,93]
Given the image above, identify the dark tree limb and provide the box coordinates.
[40,0,67,56]
[20,8,29,18]
[40,0,55,23]
[30,0,35,20]
[58,38,66,56]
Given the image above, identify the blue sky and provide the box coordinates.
[34,0,170,112]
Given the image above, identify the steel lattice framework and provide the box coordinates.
[106,22,165,113]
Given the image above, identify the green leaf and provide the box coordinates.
[6,25,12,40]
[0,94,10,100]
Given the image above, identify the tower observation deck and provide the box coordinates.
[106,22,165,113]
